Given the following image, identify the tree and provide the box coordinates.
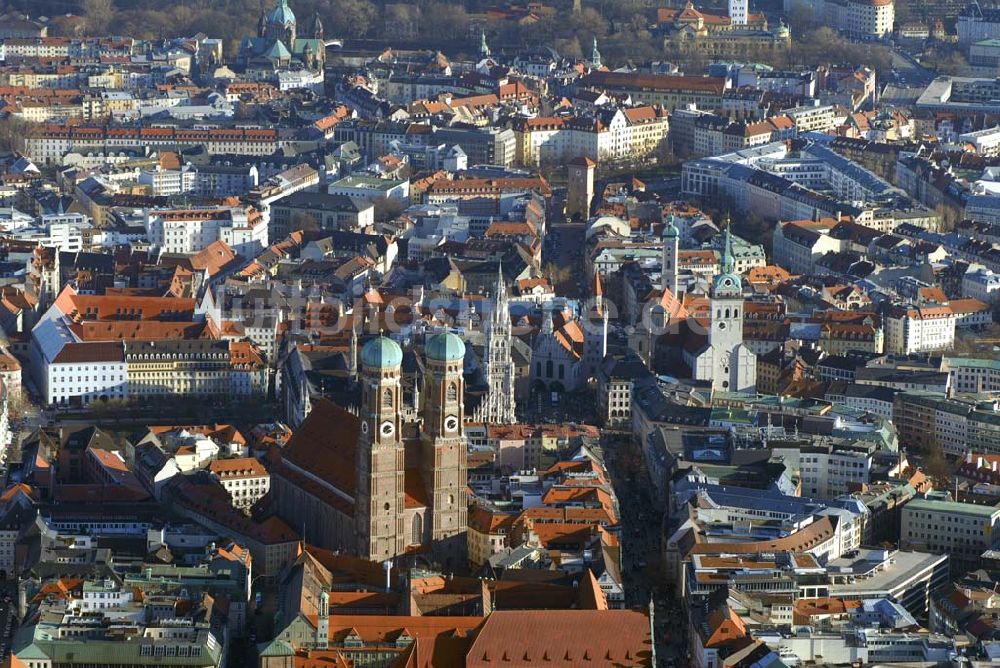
[923,48,968,75]
[290,212,320,233]
[47,15,88,37]
[0,116,31,153]
[82,0,114,35]
[327,0,378,38]
[384,3,421,39]
[553,37,583,60]
[921,445,951,490]
[785,0,821,33]
[542,262,574,295]
[420,3,469,40]
[372,197,404,223]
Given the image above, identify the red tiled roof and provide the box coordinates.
[209,457,267,479]
[280,398,360,499]
[466,610,653,666]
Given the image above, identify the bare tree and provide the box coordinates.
[82,0,115,35]
[373,197,404,223]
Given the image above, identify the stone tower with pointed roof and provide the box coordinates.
[582,272,609,381]
[479,29,491,60]
[476,266,517,425]
[311,10,324,40]
[689,228,756,392]
[591,37,602,69]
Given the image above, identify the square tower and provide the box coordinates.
[566,157,596,221]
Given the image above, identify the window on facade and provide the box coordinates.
[411,514,422,545]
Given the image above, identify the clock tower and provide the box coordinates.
[421,332,469,567]
[355,336,406,560]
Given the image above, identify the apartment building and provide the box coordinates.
[893,391,974,457]
[467,507,515,568]
[24,125,279,165]
[144,205,268,257]
[510,106,670,166]
[124,340,266,400]
[268,191,375,234]
[883,305,958,354]
[425,176,552,216]
[772,219,844,274]
[901,496,1000,566]
[961,267,1000,303]
[138,165,197,197]
[967,408,1000,454]
[784,0,894,37]
[597,352,648,428]
[943,356,1000,394]
[327,174,409,203]
[957,1,1000,45]
[575,72,728,110]
[208,457,270,509]
[31,286,215,406]
[959,126,1000,155]
[195,163,260,197]
[40,341,128,407]
[772,439,875,499]
[783,104,837,133]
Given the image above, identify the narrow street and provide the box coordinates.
[544,220,587,299]
[603,432,686,666]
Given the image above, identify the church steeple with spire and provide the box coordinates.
[479,29,491,60]
[311,10,324,39]
[687,221,756,393]
[475,263,516,424]
[591,37,602,69]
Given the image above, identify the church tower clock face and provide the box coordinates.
[361,421,369,434]
[380,421,395,437]
[444,415,459,432]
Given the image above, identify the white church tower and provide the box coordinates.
[729,0,748,26]
[476,265,517,424]
[662,214,680,297]
[692,229,756,392]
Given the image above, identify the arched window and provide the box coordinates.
[724,308,730,318]
[447,383,458,402]
[411,514,422,545]
[382,388,393,408]
[536,362,541,375]
[558,364,565,380]
[546,360,553,378]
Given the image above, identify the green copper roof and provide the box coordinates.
[361,336,403,369]
[259,639,296,657]
[267,0,296,26]
[265,40,292,60]
[426,332,466,362]
[664,214,679,238]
